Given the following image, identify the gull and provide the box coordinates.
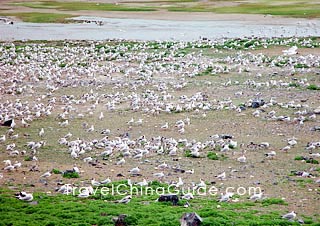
[282,46,298,56]
[153,172,165,179]
[16,192,33,202]
[219,192,234,202]
[78,189,90,198]
[185,169,194,174]
[136,118,143,126]
[127,118,134,125]
[115,195,131,204]
[136,178,148,186]
[39,128,44,137]
[265,150,276,159]
[237,155,246,163]
[87,125,94,132]
[282,211,296,221]
[91,179,101,187]
[83,157,93,163]
[195,179,206,189]
[158,162,168,169]
[99,112,104,120]
[161,122,169,130]
[40,171,52,178]
[0,135,6,143]
[100,178,111,185]
[181,193,194,200]
[3,160,11,166]
[249,192,264,201]
[4,165,15,171]
[56,184,72,194]
[21,118,30,127]
[175,177,184,188]
[13,161,22,169]
[10,119,16,129]
[216,172,226,180]
[129,167,140,175]
[281,146,291,152]
[288,139,297,147]
[59,120,69,127]
[117,158,125,166]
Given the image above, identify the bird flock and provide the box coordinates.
[0,37,319,222]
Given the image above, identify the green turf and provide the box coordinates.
[0,187,314,226]
[0,12,74,23]
[12,1,156,12]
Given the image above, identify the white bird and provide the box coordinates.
[158,162,168,169]
[282,46,298,56]
[59,120,69,127]
[216,172,226,180]
[175,177,184,188]
[78,189,90,198]
[185,169,194,174]
[282,211,296,220]
[116,195,131,204]
[181,193,194,200]
[129,167,140,175]
[153,172,165,179]
[219,192,234,202]
[136,179,148,186]
[161,122,169,130]
[3,160,11,166]
[237,155,246,163]
[91,179,101,187]
[39,128,44,137]
[16,192,33,201]
[40,171,52,178]
[265,151,276,159]
[249,192,264,201]
[99,112,104,120]
[0,135,5,143]
[100,178,111,184]
[117,158,125,166]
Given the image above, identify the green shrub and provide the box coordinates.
[63,171,80,178]
[207,152,219,160]
[307,84,320,90]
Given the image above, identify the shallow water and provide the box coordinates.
[0,16,319,41]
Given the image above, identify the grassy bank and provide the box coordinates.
[0,187,315,226]
[0,12,74,23]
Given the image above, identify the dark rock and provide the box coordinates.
[220,134,233,139]
[116,173,124,177]
[158,194,179,206]
[1,119,12,127]
[114,214,127,226]
[252,99,265,108]
[180,212,202,226]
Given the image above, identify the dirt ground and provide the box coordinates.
[0,40,320,221]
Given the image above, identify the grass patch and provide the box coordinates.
[0,189,307,226]
[0,12,74,23]
[12,1,156,12]
[213,3,320,18]
[207,151,219,160]
[63,171,80,179]
[262,198,287,206]
[307,84,320,90]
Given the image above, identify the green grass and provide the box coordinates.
[12,1,156,12]
[0,187,312,226]
[213,3,320,18]
[307,84,320,90]
[0,12,74,23]
[207,151,219,160]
